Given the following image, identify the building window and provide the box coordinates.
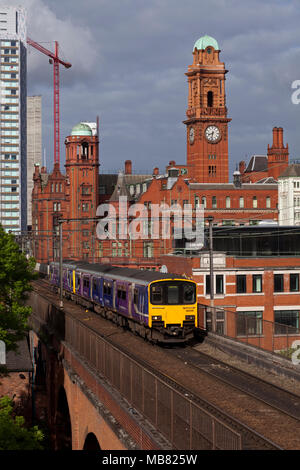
[252,274,262,293]
[194,195,200,208]
[206,275,224,295]
[290,273,299,292]
[207,91,213,107]
[143,241,153,258]
[208,165,216,176]
[97,241,103,258]
[236,275,247,293]
[239,197,244,208]
[253,196,257,208]
[82,203,89,212]
[212,196,217,208]
[237,311,263,336]
[274,310,299,334]
[201,196,206,208]
[266,196,271,208]
[216,275,224,294]
[274,274,284,292]
[205,275,211,295]
[112,242,117,257]
[225,196,231,208]
[222,220,234,226]
[82,186,90,195]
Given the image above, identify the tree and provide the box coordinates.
[0,396,44,450]
[0,225,37,353]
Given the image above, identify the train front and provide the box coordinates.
[148,279,198,343]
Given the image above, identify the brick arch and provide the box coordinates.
[55,385,72,450]
[62,368,126,450]
[83,432,101,450]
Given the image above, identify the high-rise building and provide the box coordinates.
[27,95,42,228]
[0,6,27,232]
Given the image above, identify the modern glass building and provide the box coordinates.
[0,6,27,232]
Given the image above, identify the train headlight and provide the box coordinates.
[152,315,162,321]
[185,315,195,321]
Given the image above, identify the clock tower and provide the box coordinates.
[184,35,231,183]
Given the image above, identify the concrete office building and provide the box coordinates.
[27,95,42,228]
[0,6,27,232]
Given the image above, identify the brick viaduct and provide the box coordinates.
[28,287,171,451]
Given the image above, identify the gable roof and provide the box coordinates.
[245,155,268,173]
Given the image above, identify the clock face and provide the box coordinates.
[189,127,195,144]
[205,125,220,143]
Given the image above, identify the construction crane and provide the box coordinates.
[27,38,72,167]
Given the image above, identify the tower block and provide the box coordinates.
[184,35,231,183]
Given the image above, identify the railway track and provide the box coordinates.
[107,343,283,450]
[167,346,300,422]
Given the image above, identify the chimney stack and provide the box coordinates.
[272,127,279,148]
[277,127,283,148]
[125,160,132,175]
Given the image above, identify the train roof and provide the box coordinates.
[51,260,192,285]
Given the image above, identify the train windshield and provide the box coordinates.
[150,281,196,305]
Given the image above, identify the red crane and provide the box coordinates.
[27,38,72,167]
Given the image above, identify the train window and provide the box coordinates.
[76,275,80,288]
[183,284,195,303]
[93,279,97,293]
[151,281,196,305]
[151,285,163,304]
[83,278,90,288]
[117,288,126,300]
[167,285,179,304]
[104,281,112,296]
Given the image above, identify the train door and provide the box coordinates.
[82,275,90,299]
[75,271,81,295]
[103,279,113,307]
[128,284,132,317]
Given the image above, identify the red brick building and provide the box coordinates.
[29,35,300,351]
[239,127,289,183]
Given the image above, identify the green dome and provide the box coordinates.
[193,35,219,51]
[71,122,92,136]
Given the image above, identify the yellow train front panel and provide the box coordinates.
[148,279,197,328]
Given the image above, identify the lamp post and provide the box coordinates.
[207,216,216,333]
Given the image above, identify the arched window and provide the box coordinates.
[207,91,213,107]
[201,196,206,208]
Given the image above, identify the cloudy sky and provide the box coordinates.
[19,0,300,177]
